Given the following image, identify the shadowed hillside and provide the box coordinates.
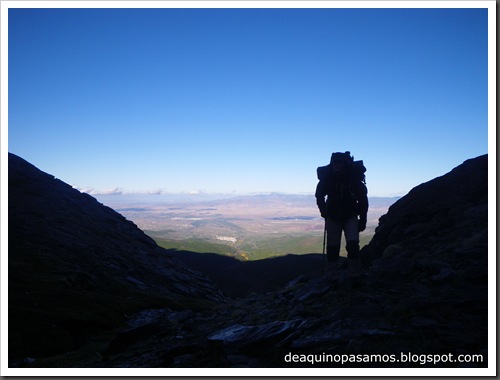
[8,153,489,369]
[363,154,488,263]
[8,153,224,362]
[164,250,325,298]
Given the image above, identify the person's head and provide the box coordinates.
[330,152,351,172]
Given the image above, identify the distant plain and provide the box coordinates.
[99,194,399,260]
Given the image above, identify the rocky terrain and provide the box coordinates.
[8,153,224,364]
[8,153,488,368]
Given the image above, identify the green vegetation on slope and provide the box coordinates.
[154,237,239,257]
[151,232,374,261]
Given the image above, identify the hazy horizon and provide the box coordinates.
[92,190,402,206]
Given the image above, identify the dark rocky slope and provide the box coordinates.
[364,154,488,263]
[8,153,224,363]
[9,153,488,368]
[165,250,325,298]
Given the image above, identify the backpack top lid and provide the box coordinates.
[317,151,366,183]
[330,151,353,165]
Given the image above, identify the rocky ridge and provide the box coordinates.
[8,153,224,363]
[8,153,488,368]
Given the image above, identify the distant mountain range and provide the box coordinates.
[94,191,400,208]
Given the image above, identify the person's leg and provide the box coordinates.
[325,218,342,262]
[344,216,360,260]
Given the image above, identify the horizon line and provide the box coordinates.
[83,188,404,199]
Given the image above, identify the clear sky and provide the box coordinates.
[6,2,491,197]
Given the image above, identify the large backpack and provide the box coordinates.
[317,151,366,184]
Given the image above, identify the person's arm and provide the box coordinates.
[357,183,368,231]
[315,181,328,218]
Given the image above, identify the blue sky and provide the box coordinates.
[6,3,491,197]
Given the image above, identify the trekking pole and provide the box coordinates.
[322,218,327,269]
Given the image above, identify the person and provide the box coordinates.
[315,151,368,264]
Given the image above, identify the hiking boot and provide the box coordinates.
[346,240,360,260]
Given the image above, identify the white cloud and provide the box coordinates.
[76,187,123,196]
[73,186,93,194]
[145,188,164,195]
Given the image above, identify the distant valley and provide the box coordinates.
[97,193,399,260]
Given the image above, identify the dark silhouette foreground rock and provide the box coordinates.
[9,153,488,368]
[8,153,224,362]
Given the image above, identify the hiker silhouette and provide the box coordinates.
[315,151,369,263]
